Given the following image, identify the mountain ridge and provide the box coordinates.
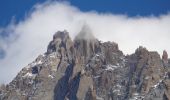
[0,30,170,100]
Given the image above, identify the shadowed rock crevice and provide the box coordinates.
[54,61,75,100]
[67,72,81,100]
[53,62,82,100]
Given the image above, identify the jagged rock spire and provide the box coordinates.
[47,30,73,54]
[53,30,70,41]
[162,50,168,65]
[73,25,99,63]
[135,46,148,54]
[162,50,168,61]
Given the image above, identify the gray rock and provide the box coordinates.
[1,30,170,100]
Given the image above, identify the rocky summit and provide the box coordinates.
[0,30,170,100]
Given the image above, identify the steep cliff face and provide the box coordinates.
[0,30,170,100]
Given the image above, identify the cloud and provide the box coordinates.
[0,1,170,84]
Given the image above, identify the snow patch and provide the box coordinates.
[92,53,102,60]
[49,52,59,58]
[105,64,119,71]
[48,75,54,79]
[28,80,34,84]
[163,72,170,79]
[37,60,42,64]
[153,80,163,89]
[95,54,100,57]
[23,72,33,78]
[25,65,31,70]
[130,93,144,100]
[116,84,122,88]
[131,95,144,100]
[133,93,139,96]
[145,76,149,80]
[94,75,100,79]
[113,89,120,93]
[96,95,104,100]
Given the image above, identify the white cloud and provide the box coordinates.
[0,1,170,84]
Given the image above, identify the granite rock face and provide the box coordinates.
[162,50,169,67]
[0,30,170,100]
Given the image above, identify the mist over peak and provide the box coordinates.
[74,24,95,41]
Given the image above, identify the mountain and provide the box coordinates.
[0,30,170,100]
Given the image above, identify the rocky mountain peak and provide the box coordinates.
[53,30,70,41]
[135,46,149,55]
[47,30,73,54]
[162,50,169,67]
[0,30,170,100]
[162,50,168,62]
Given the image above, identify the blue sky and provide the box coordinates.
[0,0,170,27]
[0,0,45,27]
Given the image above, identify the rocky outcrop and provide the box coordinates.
[125,46,170,99]
[162,50,169,67]
[162,50,168,62]
[0,30,170,100]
